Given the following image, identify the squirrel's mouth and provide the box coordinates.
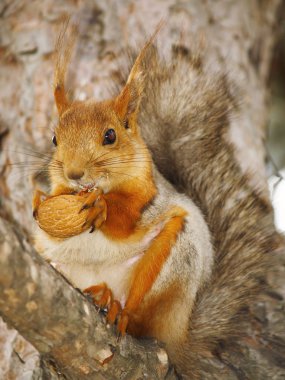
[69,174,108,192]
[78,182,96,192]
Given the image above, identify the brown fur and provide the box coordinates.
[136,45,281,377]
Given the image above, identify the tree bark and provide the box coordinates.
[0,217,175,379]
[0,0,284,379]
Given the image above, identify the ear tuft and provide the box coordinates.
[114,61,145,122]
[114,23,162,124]
[54,19,77,116]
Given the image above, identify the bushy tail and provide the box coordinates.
[138,46,281,377]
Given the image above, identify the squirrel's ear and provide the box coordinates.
[54,20,77,116]
[115,25,161,127]
[114,52,145,125]
[115,45,148,125]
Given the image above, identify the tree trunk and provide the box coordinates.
[0,0,284,379]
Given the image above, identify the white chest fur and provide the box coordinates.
[52,256,142,305]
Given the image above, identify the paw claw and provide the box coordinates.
[84,284,124,329]
[117,311,129,336]
[116,332,122,343]
[107,300,122,324]
[32,189,48,221]
[81,194,107,231]
[79,204,89,213]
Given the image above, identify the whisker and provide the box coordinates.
[97,153,150,161]
[3,149,53,163]
[91,159,152,169]
[88,146,149,165]
[92,169,150,186]
[92,153,150,167]
[87,149,127,166]
[4,147,64,169]
[4,161,62,171]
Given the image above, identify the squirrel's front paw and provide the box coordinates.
[79,189,107,232]
[84,283,122,327]
[84,283,113,308]
[84,284,130,338]
[32,189,48,220]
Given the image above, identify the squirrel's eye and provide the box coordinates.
[103,129,116,145]
[52,135,57,146]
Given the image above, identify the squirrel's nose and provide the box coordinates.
[66,169,84,181]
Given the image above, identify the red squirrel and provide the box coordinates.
[33,29,213,361]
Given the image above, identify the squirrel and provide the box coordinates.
[32,26,281,378]
[32,28,214,376]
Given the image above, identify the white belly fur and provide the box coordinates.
[36,226,158,304]
[52,256,142,306]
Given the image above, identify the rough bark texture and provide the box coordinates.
[0,0,284,379]
[0,217,176,379]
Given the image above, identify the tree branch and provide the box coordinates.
[0,217,176,379]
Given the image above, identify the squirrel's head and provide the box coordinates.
[50,29,152,194]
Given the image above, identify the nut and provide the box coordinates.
[37,194,89,239]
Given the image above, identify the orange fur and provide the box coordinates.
[101,185,157,240]
[124,210,187,324]
[54,85,69,115]
[52,184,76,196]
[107,300,122,324]
[128,281,182,338]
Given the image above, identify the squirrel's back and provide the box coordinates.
[136,45,281,378]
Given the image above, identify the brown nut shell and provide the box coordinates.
[37,194,89,239]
